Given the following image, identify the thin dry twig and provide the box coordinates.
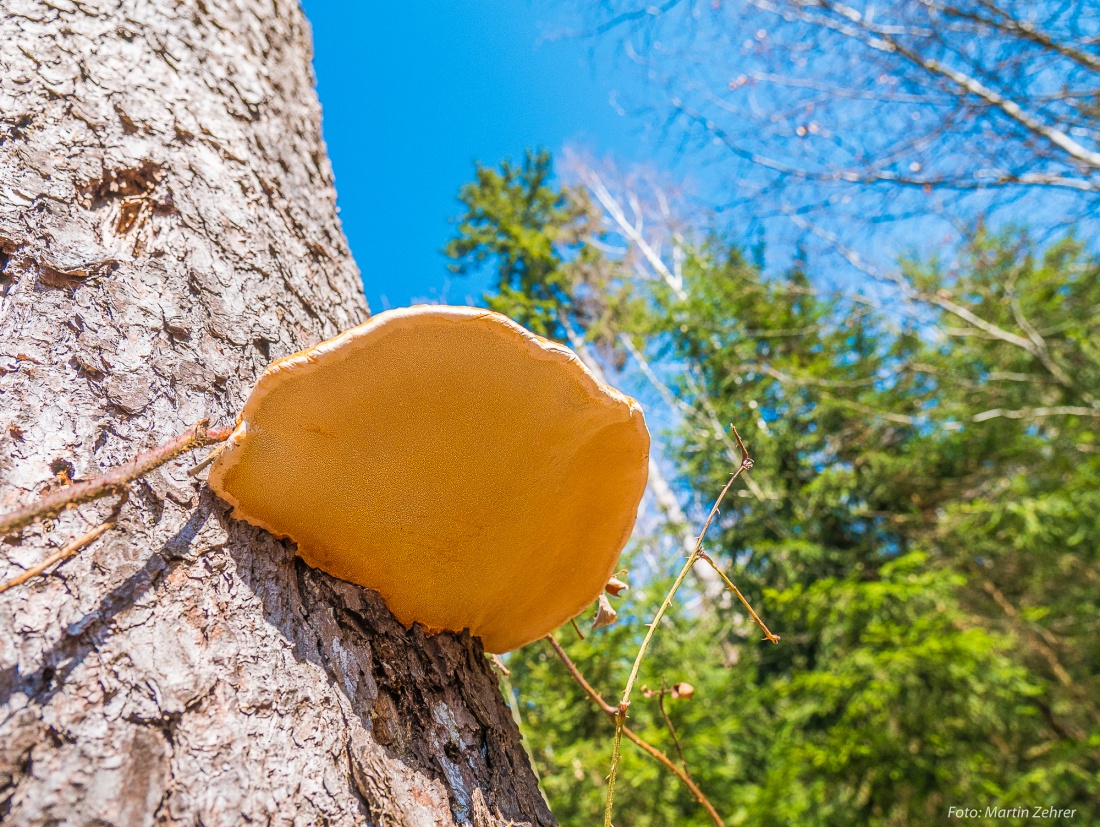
[545,635,725,827]
[604,426,776,827]
[697,551,780,644]
[649,682,690,773]
[186,442,228,477]
[570,617,586,641]
[605,715,625,827]
[0,491,129,596]
[0,419,231,537]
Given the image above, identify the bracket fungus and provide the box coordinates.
[208,306,649,653]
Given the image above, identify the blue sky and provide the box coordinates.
[302,1,654,312]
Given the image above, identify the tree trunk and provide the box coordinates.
[0,2,554,825]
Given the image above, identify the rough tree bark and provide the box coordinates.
[0,1,555,825]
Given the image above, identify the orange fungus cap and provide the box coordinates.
[208,306,650,652]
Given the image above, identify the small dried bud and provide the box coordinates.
[605,576,629,597]
[671,682,695,700]
[592,593,618,630]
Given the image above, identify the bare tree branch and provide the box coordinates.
[942,1,1100,75]
[971,405,1100,422]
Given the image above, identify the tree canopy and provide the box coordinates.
[447,153,1099,826]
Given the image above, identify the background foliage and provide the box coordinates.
[448,152,1100,825]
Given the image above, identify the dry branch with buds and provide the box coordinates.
[601,425,778,827]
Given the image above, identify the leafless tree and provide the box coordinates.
[559,0,1100,273]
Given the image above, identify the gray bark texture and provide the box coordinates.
[0,1,555,825]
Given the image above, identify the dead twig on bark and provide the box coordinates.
[186,442,228,477]
[545,634,725,827]
[0,419,231,537]
[0,491,129,595]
